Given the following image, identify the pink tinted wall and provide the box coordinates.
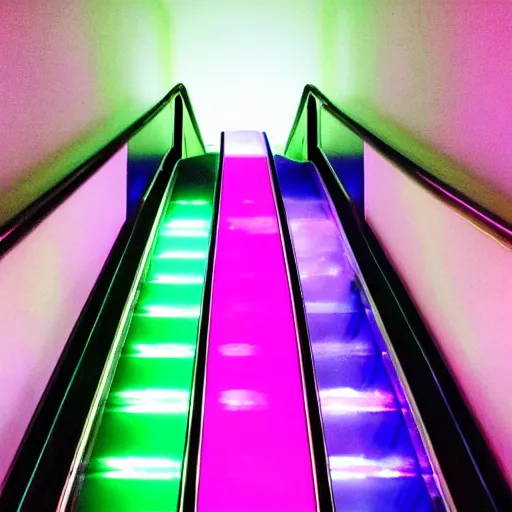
[0,147,126,490]
[364,144,512,486]
[319,0,512,484]
[320,0,512,223]
[0,0,172,225]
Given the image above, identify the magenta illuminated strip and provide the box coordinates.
[0,227,14,243]
[197,131,317,512]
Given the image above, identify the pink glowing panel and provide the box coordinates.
[197,131,317,512]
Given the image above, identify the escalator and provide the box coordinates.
[58,131,448,512]
[66,155,218,511]
[1,86,509,512]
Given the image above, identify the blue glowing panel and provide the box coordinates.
[274,155,446,512]
[327,155,364,215]
[127,155,163,217]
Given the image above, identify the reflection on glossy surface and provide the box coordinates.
[275,156,446,511]
[219,343,257,357]
[96,457,182,480]
[73,157,217,511]
[197,132,317,512]
[156,250,207,259]
[219,389,268,411]
[320,387,396,414]
[130,343,195,359]
[109,389,190,414]
[329,455,418,479]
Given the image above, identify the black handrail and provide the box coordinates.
[285,85,512,246]
[292,87,511,509]
[0,83,205,257]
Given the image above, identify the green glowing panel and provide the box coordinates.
[75,158,216,511]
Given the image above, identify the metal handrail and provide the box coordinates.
[285,84,512,246]
[0,83,205,256]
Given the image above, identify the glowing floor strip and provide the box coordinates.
[74,164,216,511]
[196,132,317,512]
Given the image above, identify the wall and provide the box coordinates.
[317,0,512,484]
[364,145,512,486]
[168,0,322,152]
[320,0,512,223]
[0,148,126,489]
[0,0,322,200]
[0,0,172,225]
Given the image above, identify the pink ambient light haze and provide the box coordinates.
[197,131,317,512]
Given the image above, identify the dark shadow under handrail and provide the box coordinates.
[0,83,205,258]
[285,84,512,246]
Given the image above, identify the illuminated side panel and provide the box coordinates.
[74,155,218,511]
[274,156,446,512]
[197,132,317,512]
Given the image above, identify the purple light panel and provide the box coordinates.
[196,132,317,512]
[274,157,445,511]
